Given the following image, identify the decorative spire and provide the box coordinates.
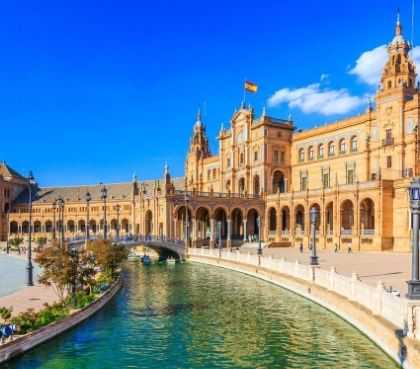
[195,108,202,127]
[219,122,224,135]
[261,106,266,117]
[396,8,402,36]
[288,112,293,122]
[132,171,137,182]
[164,161,169,176]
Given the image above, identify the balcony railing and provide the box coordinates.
[173,190,262,200]
[382,137,394,146]
[362,229,375,236]
[341,229,352,235]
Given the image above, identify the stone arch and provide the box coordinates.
[10,221,18,234]
[360,198,375,233]
[33,220,41,233]
[272,170,285,193]
[196,207,210,242]
[89,219,97,234]
[309,203,321,230]
[281,206,290,232]
[294,205,305,233]
[78,219,85,233]
[45,220,53,233]
[121,218,129,233]
[268,207,277,233]
[340,199,354,233]
[22,221,29,234]
[214,207,228,240]
[176,206,191,240]
[110,219,118,231]
[67,220,75,233]
[325,202,334,235]
[246,208,260,240]
[231,208,244,240]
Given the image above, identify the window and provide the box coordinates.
[207,170,211,180]
[273,150,279,163]
[212,169,216,179]
[240,152,244,164]
[385,129,393,145]
[280,151,285,163]
[254,151,259,161]
[298,148,305,162]
[308,146,314,160]
[300,172,308,191]
[387,156,392,168]
[350,136,357,152]
[322,171,330,188]
[339,139,346,154]
[318,144,324,159]
[328,142,335,156]
[347,168,355,184]
[227,157,231,168]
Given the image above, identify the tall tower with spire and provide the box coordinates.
[185,109,211,190]
[374,12,419,181]
[377,11,417,99]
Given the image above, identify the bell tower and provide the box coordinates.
[185,110,211,190]
[377,12,417,99]
[375,12,419,181]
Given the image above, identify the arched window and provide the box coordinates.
[328,141,335,156]
[339,139,346,154]
[298,148,305,162]
[350,136,357,152]
[226,180,231,192]
[308,146,314,160]
[318,144,324,159]
[253,175,260,195]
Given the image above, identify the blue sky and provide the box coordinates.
[0,0,416,186]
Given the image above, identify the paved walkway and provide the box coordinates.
[241,247,411,296]
[0,285,58,315]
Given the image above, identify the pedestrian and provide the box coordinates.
[348,245,352,253]
[334,243,338,253]
[299,242,303,253]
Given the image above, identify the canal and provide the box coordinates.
[3,262,399,369]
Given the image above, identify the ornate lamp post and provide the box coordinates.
[116,204,121,241]
[26,171,35,286]
[52,199,57,240]
[257,216,262,265]
[85,191,91,246]
[101,185,108,240]
[56,197,65,249]
[408,178,420,299]
[184,192,189,248]
[6,207,10,254]
[218,221,222,258]
[310,207,319,266]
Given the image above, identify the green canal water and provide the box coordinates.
[2,262,399,369]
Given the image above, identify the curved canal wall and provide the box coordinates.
[189,248,420,369]
[0,278,122,365]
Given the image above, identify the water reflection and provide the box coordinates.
[3,263,399,369]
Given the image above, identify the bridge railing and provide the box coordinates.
[188,247,409,335]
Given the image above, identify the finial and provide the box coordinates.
[288,112,293,122]
[219,122,224,134]
[132,171,137,182]
[396,8,402,36]
[164,161,169,176]
[262,106,266,117]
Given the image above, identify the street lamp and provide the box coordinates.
[218,221,222,258]
[408,178,420,299]
[310,207,319,266]
[85,191,91,247]
[52,200,57,240]
[257,216,263,266]
[26,171,35,286]
[56,197,65,249]
[69,243,79,306]
[184,192,189,248]
[116,204,121,241]
[6,206,10,254]
[101,185,108,240]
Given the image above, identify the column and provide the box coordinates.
[192,218,198,248]
[276,207,282,241]
[227,218,232,249]
[243,218,247,242]
[210,218,215,248]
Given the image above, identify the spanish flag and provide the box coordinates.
[244,80,258,93]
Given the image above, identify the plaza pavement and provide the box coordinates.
[241,246,411,296]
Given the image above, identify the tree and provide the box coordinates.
[0,306,12,324]
[35,237,47,251]
[87,240,128,278]
[9,237,23,254]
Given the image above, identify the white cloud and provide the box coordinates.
[348,44,388,86]
[349,44,420,86]
[267,83,364,116]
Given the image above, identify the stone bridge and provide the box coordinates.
[68,239,186,260]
